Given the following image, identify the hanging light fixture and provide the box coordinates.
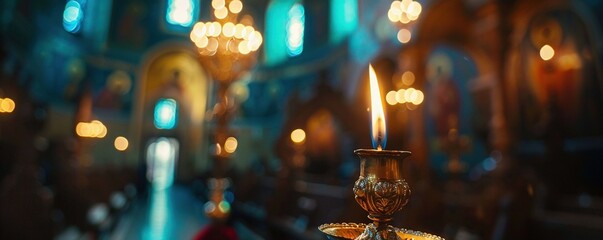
[387,0,423,44]
[189,0,263,83]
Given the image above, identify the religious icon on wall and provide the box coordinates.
[95,70,132,111]
[424,47,487,174]
[427,57,460,137]
[517,12,603,139]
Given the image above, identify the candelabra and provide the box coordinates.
[190,0,262,162]
[190,1,262,218]
[189,0,262,83]
[387,0,422,44]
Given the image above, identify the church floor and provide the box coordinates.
[110,185,208,240]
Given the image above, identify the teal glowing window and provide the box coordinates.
[154,98,178,130]
[166,0,196,27]
[286,3,305,57]
[265,0,303,65]
[330,0,358,43]
[63,0,84,33]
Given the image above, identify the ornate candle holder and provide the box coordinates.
[319,149,443,240]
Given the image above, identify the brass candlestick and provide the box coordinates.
[319,149,443,240]
[353,149,410,240]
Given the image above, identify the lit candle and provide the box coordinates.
[368,64,387,150]
[319,66,442,240]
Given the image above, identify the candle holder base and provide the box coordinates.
[318,223,443,240]
[356,223,400,240]
[319,149,443,240]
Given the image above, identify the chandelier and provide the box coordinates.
[189,0,263,83]
[387,0,423,43]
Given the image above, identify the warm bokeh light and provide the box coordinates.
[234,24,245,38]
[386,91,398,105]
[223,22,235,37]
[397,29,412,43]
[0,98,16,113]
[388,7,401,22]
[399,13,410,24]
[407,1,422,19]
[412,90,424,105]
[387,87,424,107]
[290,129,306,143]
[212,0,225,9]
[238,40,250,54]
[214,6,228,19]
[207,38,219,52]
[224,137,238,153]
[76,120,108,138]
[402,71,415,86]
[205,24,215,37]
[540,44,555,61]
[93,120,107,138]
[210,22,222,36]
[391,0,401,11]
[369,64,386,150]
[228,0,242,14]
[396,89,406,104]
[404,88,415,102]
[114,136,129,151]
[191,0,262,57]
[388,0,422,25]
[408,89,419,103]
[195,36,209,48]
[76,122,86,136]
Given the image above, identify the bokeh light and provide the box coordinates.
[388,0,422,25]
[76,120,108,138]
[190,1,262,57]
[286,3,305,56]
[154,98,178,130]
[114,136,129,151]
[397,29,412,43]
[63,0,83,33]
[166,0,196,27]
[396,89,406,104]
[212,0,225,9]
[540,44,555,61]
[0,98,16,113]
[386,91,398,106]
[224,137,238,153]
[229,0,243,14]
[291,129,306,143]
[401,71,415,86]
[214,6,228,19]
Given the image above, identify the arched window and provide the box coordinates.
[154,98,178,130]
[165,0,198,28]
[63,0,85,33]
[286,3,305,56]
[265,0,304,65]
[330,0,358,43]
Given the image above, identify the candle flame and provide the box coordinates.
[369,64,387,150]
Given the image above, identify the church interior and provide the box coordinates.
[1,0,603,239]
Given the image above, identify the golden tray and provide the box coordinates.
[318,223,444,240]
